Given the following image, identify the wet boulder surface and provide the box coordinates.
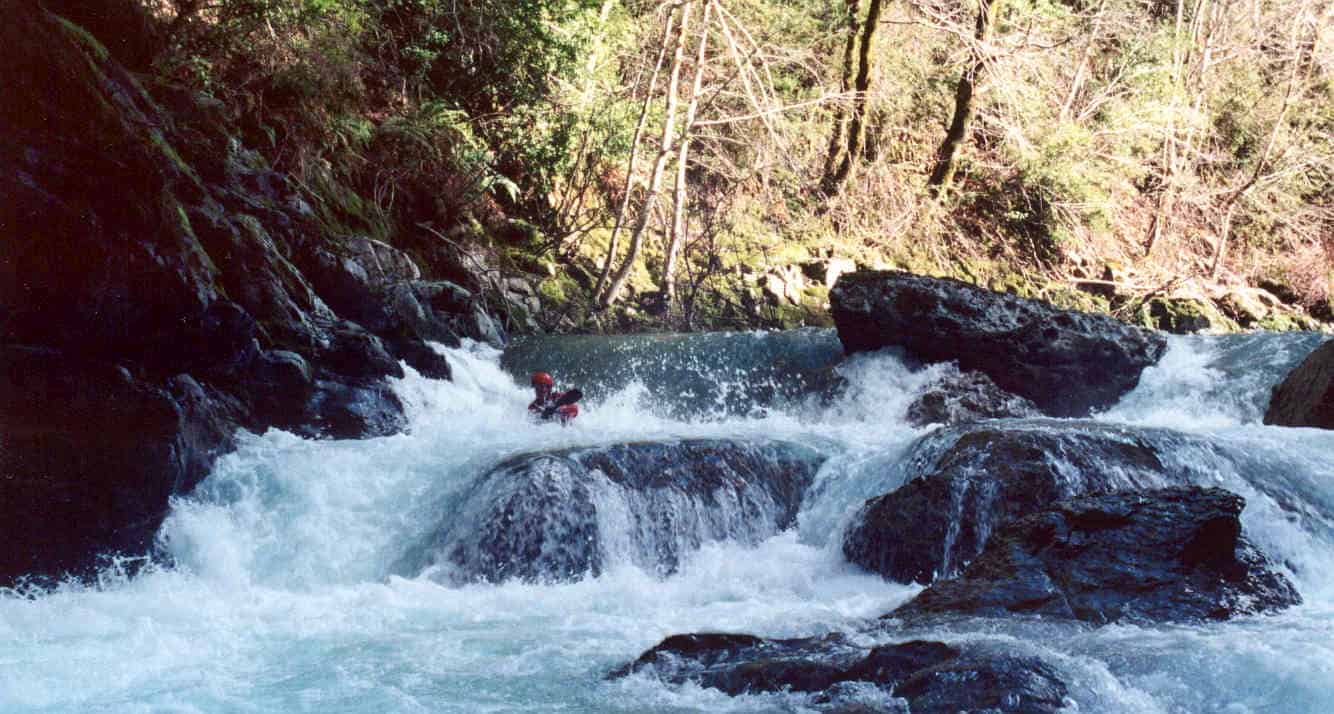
[404,439,826,583]
[905,370,1041,427]
[1264,339,1334,430]
[893,486,1300,624]
[843,422,1188,585]
[831,271,1166,417]
[611,633,1069,713]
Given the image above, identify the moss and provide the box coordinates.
[1255,311,1319,333]
[538,274,578,305]
[1130,296,1235,334]
[1041,284,1111,315]
[987,272,1039,299]
[501,218,544,247]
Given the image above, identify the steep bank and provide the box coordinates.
[0,4,501,585]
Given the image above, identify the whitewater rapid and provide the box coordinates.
[4,330,1334,712]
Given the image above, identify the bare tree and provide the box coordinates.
[601,0,694,308]
[594,5,679,298]
[663,0,715,309]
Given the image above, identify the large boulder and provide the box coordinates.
[612,632,1069,713]
[0,347,243,584]
[402,440,825,583]
[830,271,1167,417]
[893,487,1300,624]
[1264,339,1334,430]
[843,423,1185,584]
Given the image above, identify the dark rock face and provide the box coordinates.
[894,487,1301,624]
[830,271,1167,417]
[843,424,1182,585]
[405,440,825,583]
[1264,339,1334,430]
[612,633,1068,713]
[0,6,485,585]
[0,348,244,583]
[906,370,1041,427]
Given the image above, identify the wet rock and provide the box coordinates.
[2,6,220,363]
[613,633,1068,713]
[404,440,825,583]
[301,380,407,440]
[379,280,506,348]
[888,646,1069,714]
[0,347,242,585]
[843,423,1182,584]
[1264,339,1334,430]
[905,371,1041,427]
[316,321,403,382]
[296,237,422,328]
[239,349,315,429]
[830,271,1166,417]
[387,337,452,380]
[0,6,446,584]
[893,487,1300,624]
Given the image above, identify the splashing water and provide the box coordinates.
[4,330,1334,712]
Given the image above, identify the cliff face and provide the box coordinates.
[0,4,497,586]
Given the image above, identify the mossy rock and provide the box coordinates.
[986,273,1039,299]
[538,274,579,306]
[502,247,556,278]
[1256,310,1321,333]
[500,219,544,247]
[1131,296,1234,334]
[1041,284,1111,316]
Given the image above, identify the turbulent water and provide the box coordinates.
[4,329,1333,713]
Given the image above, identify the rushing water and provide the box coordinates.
[3,329,1333,712]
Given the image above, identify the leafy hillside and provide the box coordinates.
[54,0,1334,333]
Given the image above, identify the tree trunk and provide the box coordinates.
[821,0,862,183]
[663,1,713,309]
[601,0,693,309]
[822,0,884,195]
[927,0,1003,195]
[594,6,678,299]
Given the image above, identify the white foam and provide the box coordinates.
[5,335,1334,713]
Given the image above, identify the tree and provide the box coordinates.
[821,0,886,195]
[927,0,1005,194]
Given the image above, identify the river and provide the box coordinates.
[3,329,1333,712]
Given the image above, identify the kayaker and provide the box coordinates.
[528,371,580,425]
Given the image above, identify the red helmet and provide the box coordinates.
[531,371,554,387]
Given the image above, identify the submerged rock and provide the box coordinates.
[905,370,1041,427]
[843,423,1184,584]
[1264,339,1334,430]
[405,439,825,583]
[830,271,1166,417]
[893,487,1300,624]
[612,632,1068,713]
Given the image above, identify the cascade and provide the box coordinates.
[3,330,1334,712]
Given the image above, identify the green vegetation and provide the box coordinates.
[66,0,1333,333]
